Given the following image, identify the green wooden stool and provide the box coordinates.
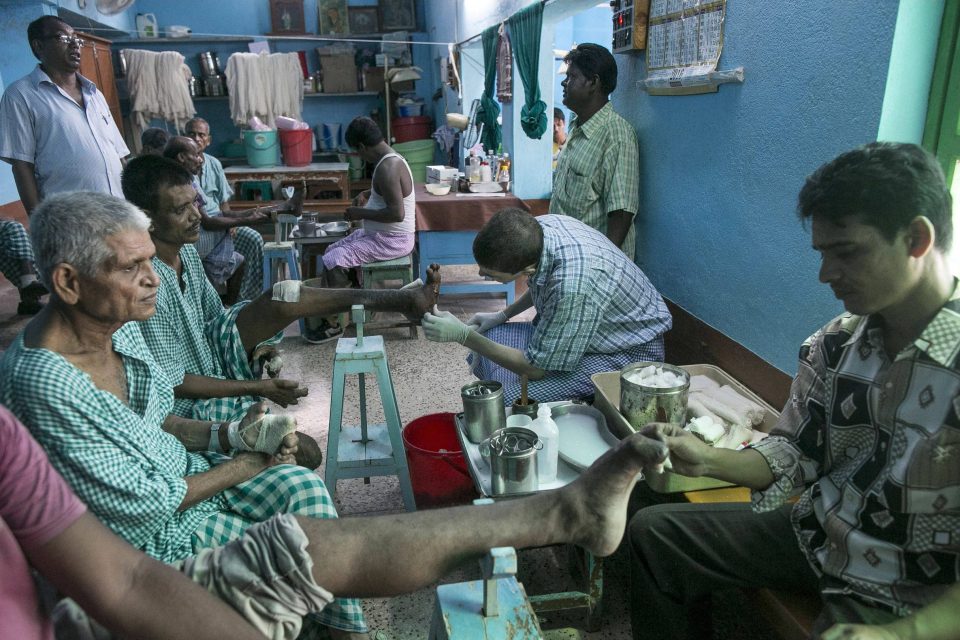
[240,180,273,201]
[325,306,416,511]
[361,254,417,338]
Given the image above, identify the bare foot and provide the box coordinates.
[559,432,668,557]
[403,263,441,322]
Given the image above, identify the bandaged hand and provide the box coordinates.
[466,310,508,333]
[422,305,471,344]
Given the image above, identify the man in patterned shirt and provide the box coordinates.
[0,191,372,638]
[629,143,960,640]
[422,210,671,405]
[551,43,640,260]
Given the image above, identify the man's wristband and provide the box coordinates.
[209,423,224,453]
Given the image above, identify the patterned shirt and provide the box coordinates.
[751,285,960,614]
[0,324,221,562]
[0,66,129,198]
[550,103,640,260]
[138,246,276,422]
[525,215,671,372]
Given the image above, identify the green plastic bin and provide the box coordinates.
[242,130,279,167]
[393,139,435,183]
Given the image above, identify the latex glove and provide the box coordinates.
[466,310,508,333]
[422,305,471,344]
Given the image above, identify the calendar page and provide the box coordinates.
[645,0,727,94]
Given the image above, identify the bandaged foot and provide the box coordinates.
[228,415,298,455]
[402,265,441,323]
[272,280,301,303]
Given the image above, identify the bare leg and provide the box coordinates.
[298,432,668,598]
[223,261,245,306]
[235,264,441,350]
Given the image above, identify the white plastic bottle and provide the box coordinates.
[528,405,559,484]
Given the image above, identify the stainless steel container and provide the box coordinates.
[620,362,690,431]
[202,75,224,97]
[481,427,540,495]
[199,52,219,76]
[461,381,507,444]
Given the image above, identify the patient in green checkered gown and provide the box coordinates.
[0,192,376,638]
[120,157,440,474]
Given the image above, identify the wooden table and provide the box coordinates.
[224,163,350,215]
[414,184,531,303]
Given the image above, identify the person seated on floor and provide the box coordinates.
[139,127,169,156]
[629,142,960,640]
[0,405,269,640]
[0,218,46,314]
[421,209,672,406]
[0,191,437,639]
[163,135,268,305]
[3,397,667,640]
[310,116,417,343]
[184,117,265,302]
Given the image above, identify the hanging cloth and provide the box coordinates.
[479,25,502,152]
[496,23,512,104]
[508,2,547,139]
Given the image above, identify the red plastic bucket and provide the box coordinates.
[279,128,312,166]
[402,412,480,509]
[391,116,432,143]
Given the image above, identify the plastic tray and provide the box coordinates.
[591,364,780,493]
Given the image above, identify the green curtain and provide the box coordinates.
[922,1,960,180]
[508,2,547,139]
[479,25,502,151]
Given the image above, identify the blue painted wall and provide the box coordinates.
[423,0,939,374]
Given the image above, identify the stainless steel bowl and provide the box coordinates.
[619,362,690,431]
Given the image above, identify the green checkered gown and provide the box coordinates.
[550,103,640,260]
[0,324,366,633]
[138,246,280,423]
[192,462,367,633]
[0,219,35,286]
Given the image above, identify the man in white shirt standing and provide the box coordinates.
[0,16,129,214]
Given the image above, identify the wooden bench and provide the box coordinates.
[684,487,821,639]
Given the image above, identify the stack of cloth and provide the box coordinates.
[684,374,769,450]
[122,49,195,131]
[225,52,303,127]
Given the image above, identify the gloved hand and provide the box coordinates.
[466,310,509,333]
[422,305,471,344]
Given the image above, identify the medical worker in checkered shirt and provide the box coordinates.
[422,210,672,406]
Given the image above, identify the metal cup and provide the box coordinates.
[480,427,541,495]
[298,213,318,236]
[461,381,507,444]
[619,362,690,432]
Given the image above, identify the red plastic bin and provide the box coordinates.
[392,116,432,143]
[402,412,480,509]
[279,128,312,166]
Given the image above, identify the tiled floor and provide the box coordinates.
[0,266,768,639]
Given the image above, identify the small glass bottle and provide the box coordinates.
[468,151,481,183]
[479,159,492,182]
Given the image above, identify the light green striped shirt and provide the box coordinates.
[550,102,640,260]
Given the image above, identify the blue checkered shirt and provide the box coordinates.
[525,214,671,372]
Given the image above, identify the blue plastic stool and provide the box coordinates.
[324,305,416,511]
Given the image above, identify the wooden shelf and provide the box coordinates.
[191,92,377,101]
[113,36,255,44]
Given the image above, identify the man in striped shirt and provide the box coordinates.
[551,43,640,260]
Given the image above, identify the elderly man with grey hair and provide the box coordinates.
[0,191,372,638]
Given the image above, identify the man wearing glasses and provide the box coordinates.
[0,16,129,215]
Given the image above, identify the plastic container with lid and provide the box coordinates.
[528,405,559,484]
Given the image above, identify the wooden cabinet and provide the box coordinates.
[77,32,122,129]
